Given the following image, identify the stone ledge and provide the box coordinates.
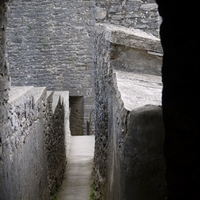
[8,86,46,105]
[96,23,163,54]
[8,86,33,104]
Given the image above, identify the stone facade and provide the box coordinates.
[93,23,166,199]
[6,0,96,134]
[96,0,159,37]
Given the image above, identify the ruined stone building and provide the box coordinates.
[1,0,200,199]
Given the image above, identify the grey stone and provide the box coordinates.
[93,22,165,200]
[95,6,107,20]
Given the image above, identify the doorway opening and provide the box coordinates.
[69,96,84,136]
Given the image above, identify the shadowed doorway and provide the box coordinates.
[69,96,84,136]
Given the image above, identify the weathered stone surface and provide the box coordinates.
[96,0,159,37]
[0,3,10,198]
[93,23,112,200]
[124,105,166,200]
[95,6,107,20]
[45,91,68,196]
[1,86,69,200]
[96,23,162,52]
[6,0,95,134]
[52,91,70,148]
[2,86,50,200]
[115,71,162,110]
[93,23,166,200]
[1,1,164,199]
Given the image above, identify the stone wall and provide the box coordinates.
[0,86,69,200]
[0,2,10,197]
[95,0,159,37]
[93,23,166,199]
[4,0,160,135]
[93,24,111,199]
[5,0,95,134]
[45,91,69,196]
[1,87,50,200]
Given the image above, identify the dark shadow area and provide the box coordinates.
[156,0,200,199]
[69,96,84,136]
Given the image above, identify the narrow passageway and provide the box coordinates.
[57,135,95,200]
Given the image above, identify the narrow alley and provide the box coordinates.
[57,135,95,200]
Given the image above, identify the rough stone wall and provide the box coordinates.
[51,91,70,150]
[1,87,50,200]
[93,24,111,199]
[105,72,129,200]
[6,0,95,134]
[0,86,69,200]
[44,91,67,196]
[95,0,159,37]
[0,2,10,197]
[93,23,166,199]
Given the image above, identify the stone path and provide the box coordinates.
[57,135,95,200]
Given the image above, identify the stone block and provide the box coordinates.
[124,105,166,200]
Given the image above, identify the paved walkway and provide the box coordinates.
[57,135,95,200]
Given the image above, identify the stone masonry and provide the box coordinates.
[0,86,69,200]
[45,91,69,196]
[2,87,50,200]
[0,2,10,197]
[0,0,163,199]
[93,23,166,199]
[4,0,160,135]
[6,0,96,134]
[95,0,159,37]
